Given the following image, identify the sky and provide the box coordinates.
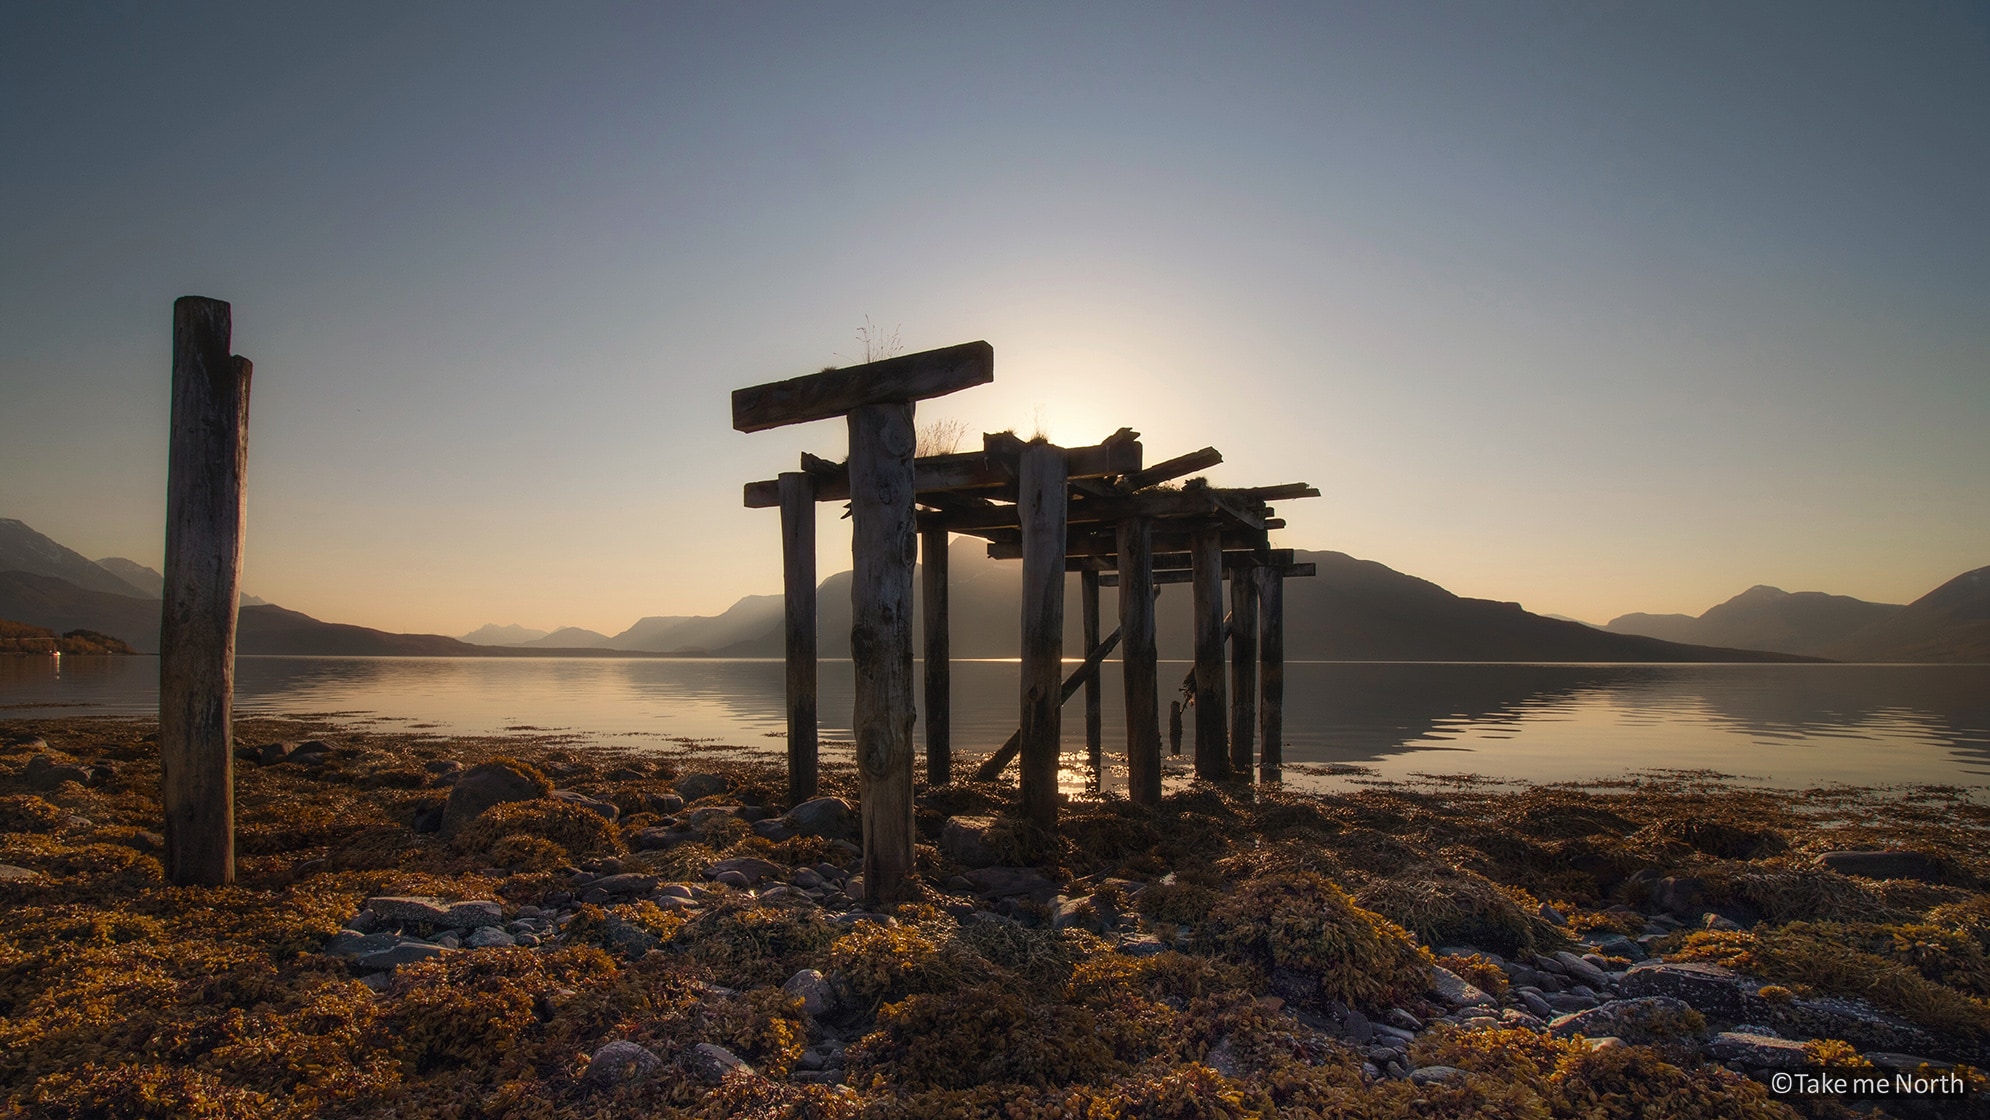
[2,2,1986,636]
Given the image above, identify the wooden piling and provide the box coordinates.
[1017,441,1067,828]
[1190,528,1229,780]
[778,472,818,803]
[1116,517,1162,804]
[1169,700,1183,756]
[1259,565,1285,784]
[160,295,251,887]
[1081,568,1103,790]
[972,627,1122,780]
[920,525,951,785]
[1229,560,1260,777]
[847,402,918,904]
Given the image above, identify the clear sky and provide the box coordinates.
[3,2,1985,635]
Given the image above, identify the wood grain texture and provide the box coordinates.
[1017,441,1067,828]
[920,525,951,785]
[1190,528,1230,780]
[1081,568,1103,790]
[1117,517,1163,804]
[779,472,818,803]
[742,438,1141,508]
[847,403,918,904]
[160,296,250,887]
[1122,446,1222,490]
[733,341,992,432]
[1229,562,1260,777]
[1259,565,1285,784]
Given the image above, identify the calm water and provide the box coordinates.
[4,656,1987,793]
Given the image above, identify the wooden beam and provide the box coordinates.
[848,402,918,904]
[972,625,1123,781]
[1123,446,1221,490]
[1017,440,1067,828]
[991,528,1271,561]
[779,473,818,804]
[929,487,1264,532]
[1118,518,1161,804]
[1230,560,1260,777]
[1062,547,1291,572]
[1081,568,1103,791]
[732,341,993,432]
[921,525,951,785]
[1190,528,1229,781]
[1260,565,1285,784]
[161,296,250,888]
[1100,560,1312,587]
[743,437,1142,508]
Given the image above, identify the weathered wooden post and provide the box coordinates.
[1169,700,1184,756]
[1229,558,1260,777]
[778,472,818,803]
[1080,567,1103,791]
[1259,565,1285,784]
[921,525,951,785]
[1190,528,1230,780]
[160,296,252,887]
[1017,440,1068,827]
[1117,517,1162,804]
[733,342,993,904]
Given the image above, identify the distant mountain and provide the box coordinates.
[609,595,786,653]
[1607,585,1903,657]
[521,626,611,649]
[459,623,551,646]
[93,555,270,607]
[714,545,1807,663]
[0,519,147,596]
[1824,565,1990,663]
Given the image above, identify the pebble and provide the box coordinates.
[583,1040,661,1088]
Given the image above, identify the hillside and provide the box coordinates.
[458,623,551,646]
[1824,565,1990,662]
[1607,585,1902,657]
[0,519,146,596]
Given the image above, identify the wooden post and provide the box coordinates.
[848,402,918,904]
[1080,568,1103,791]
[1190,528,1229,780]
[1017,440,1067,828]
[1169,700,1183,756]
[779,472,818,804]
[1259,565,1285,784]
[160,295,251,887]
[921,525,951,785]
[1229,559,1259,777]
[1116,517,1162,805]
[972,626,1121,780]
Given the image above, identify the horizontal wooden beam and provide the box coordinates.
[1123,447,1221,490]
[731,340,994,433]
[990,527,1270,560]
[744,438,1143,508]
[1100,561,1314,587]
[929,487,1264,532]
[1063,548,1292,572]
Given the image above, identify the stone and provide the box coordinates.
[674,773,731,802]
[785,796,857,840]
[1649,875,1705,918]
[0,864,41,882]
[1428,966,1491,1008]
[1862,1051,1952,1074]
[1539,903,1567,926]
[792,867,826,890]
[632,827,695,851]
[685,1042,754,1082]
[443,900,504,928]
[1116,934,1168,957]
[964,866,1054,899]
[783,968,836,1016]
[1383,1008,1422,1033]
[752,818,796,841]
[583,1040,661,1088]
[1516,989,1554,1019]
[552,790,619,822]
[441,761,547,835]
[353,942,455,970]
[1547,997,1705,1045]
[941,816,1003,868]
[23,755,91,789]
[590,873,660,896]
[1409,1066,1465,1086]
[364,896,453,926]
[1552,951,1612,989]
[465,926,516,948]
[1545,992,1599,1013]
[705,857,783,885]
[684,805,745,829]
[1706,1031,1809,1070]
[600,916,659,958]
[1819,850,1945,883]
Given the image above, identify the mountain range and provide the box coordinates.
[5,516,1984,662]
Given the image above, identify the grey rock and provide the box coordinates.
[433,931,462,949]
[1819,850,1944,883]
[0,863,42,882]
[444,900,504,928]
[1553,951,1612,989]
[1545,992,1599,1013]
[353,942,455,970]
[1341,1008,1374,1045]
[1705,1032,1809,1070]
[466,926,516,948]
[1383,1008,1423,1032]
[1862,1051,1953,1073]
[1429,966,1492,1008]
[940,816,1003,868]
[964,865,1054,899]
[752,817,796,841]
[1116,934,1168,957]
[600,916,660,958]
[705,857,783,885]
[1548,997,1705,1045]
[584,1040,661,1088]
[1539,903,1567,926]
[783,968,836,1017]
[1409,1065,1465,1086]
[632,827,695,851]
[441,762,545,835]
[674,772,731,802]
[23,755,92,789]
[785,796,856,840]
[590,873,660,896]
[714,871,749,889]
[1370,1023,1416,1047]
[552,790,619,822]
[364,895,453,926]
[1649,875,1706,918]
[684,805,745,829]
[792,868,826,890]
[685,1042,754,1082]
[1517,989,1554,1019]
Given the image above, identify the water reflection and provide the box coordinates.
[3,656,1985,791]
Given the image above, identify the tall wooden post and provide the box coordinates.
[920,525,951,785]
[1259,565,1285,784]
[848,403,918,902]
[1017,441,1067,828]
[1116,517,1162,805]
[1229,560,1260,777]
[1190,528,1229,780]
[1080,568,1103,791]
[778,472,818,804]
[160,295,251,887]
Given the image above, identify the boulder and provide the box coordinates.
[674,773,731,802]
[685,1042,755,1082]
[364,896,453,926]
[0,864,41,883]
[552,790,619,822]
[752,818,797,841]
[783,968,837,1017]
[632,827,695,851]
[1818,850,1945,883]
[584,1040,661,1088]
[23,755,92,789]
[1705,1031,1808,1070]
[440,761,547,835]
[785,796,856,840]
[1409,1066,1464,1086]
[940,816,1002,868]
[465,926,516,948]
[1428,966,1492,1008]
[705,857,783,885]
[1547,997,1706,1045]
[352,942,455,970]
[964,866,1054,899]
[1552,950,1613,990]
[589,873,660,896]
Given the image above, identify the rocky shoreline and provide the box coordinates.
[2,716,1986,1118]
